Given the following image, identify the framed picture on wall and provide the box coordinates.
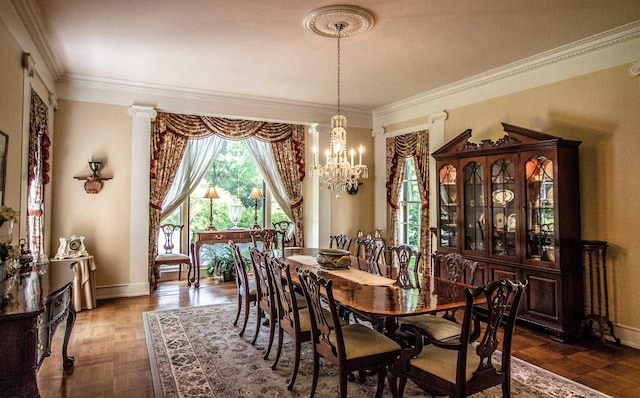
[0,131,7,205]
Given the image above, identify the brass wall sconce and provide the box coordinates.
[248,186,264,229]
[74,160,112,194]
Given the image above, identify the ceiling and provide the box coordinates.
[30,0,640,113]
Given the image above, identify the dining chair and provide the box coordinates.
[250,228,279,251]
[266,256,315,390]
[229,240,257,338]
[388,245,421,288]
[359,238,385,275]
[248,247,277,358]
[329,233,353,252]
[273,220,296,249]
[153,224,191,289]
[389,278,527,398]
[397,252,479,343]
[297,269,402,398]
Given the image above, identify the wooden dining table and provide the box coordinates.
[282,247,479,333]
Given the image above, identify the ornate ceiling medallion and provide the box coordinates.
[304,5,374,38]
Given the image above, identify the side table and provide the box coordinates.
[50,256,97,311]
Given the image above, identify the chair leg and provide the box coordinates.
[310,350,320,398]
[263,314,276,360]
[251,308,262,345]
[388,372,399,398]
[339,371,348,398]
[502,379,511,398]
[239,296,250,337]
[233,294,242,326]
[271,326,284,370]
[287,337,301,390]
[374,367,386,398]
[398,376,407,397]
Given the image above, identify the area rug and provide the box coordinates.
[143,303,610,398]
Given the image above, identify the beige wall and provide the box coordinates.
[0,18,26,231]
[51,100,132,288]
[396,65,640,336]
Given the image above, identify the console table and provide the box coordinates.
[0,261,76,397]
[190,229,253,287]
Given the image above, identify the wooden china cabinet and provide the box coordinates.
[432,123,582,341]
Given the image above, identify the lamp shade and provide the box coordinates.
[249,187,264,199]
[203,185,220,199]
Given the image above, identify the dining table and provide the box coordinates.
[282,247,480,333]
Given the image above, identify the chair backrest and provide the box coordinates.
[267,256,302,331]
[272,220,295,248]
[229,240,251,291]
[159,224,183,254]
[329,233,352,252]
[249,247,274,310]
[388,245,421,288]
[432,252,478,285]
[297,269,345,362]
[250,228,279,251]
[457,279,527,393]
[359,239,384,275]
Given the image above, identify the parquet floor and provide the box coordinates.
[36,278,640,397]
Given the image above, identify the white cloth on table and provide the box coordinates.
[287,255,395,286]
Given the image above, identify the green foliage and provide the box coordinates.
[204,245,235,277]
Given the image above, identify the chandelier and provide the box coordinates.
[306,6,373,198]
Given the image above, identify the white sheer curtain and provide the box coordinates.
[161,135,224,219]
[244,137,295,231]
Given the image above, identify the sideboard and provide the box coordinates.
[190,229,254,287]
[0,261,76,397]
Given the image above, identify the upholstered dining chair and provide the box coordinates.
[397,252,479,343]
[273,220,296,249]
[229,240,257,338]
[329,233,353,252]
[250,228,279,251]
[389,279,527,398]
[153,224,191,289]
[267,256,331,390]
[297,269,402,398]
[388,245,422,288]
[248,247,277,358]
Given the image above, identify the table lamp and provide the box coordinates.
[249,187,264,229]
[203,185,220,231]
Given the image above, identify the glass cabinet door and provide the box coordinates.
[490,158,517,257]
[463,161,485,253]
[438,164,458,248]
[525,155,555,262]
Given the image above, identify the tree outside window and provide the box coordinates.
[398,158,421,249]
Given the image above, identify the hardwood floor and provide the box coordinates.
[37,278,640,397]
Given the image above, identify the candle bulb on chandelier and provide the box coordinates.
[350,148,355,166]
[358,145,364,165]
[312,145,318,165]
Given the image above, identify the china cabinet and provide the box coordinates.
[432,123,582,341]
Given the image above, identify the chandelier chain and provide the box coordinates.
[336,23,343,115]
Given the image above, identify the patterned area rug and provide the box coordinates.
[143,303,610,398]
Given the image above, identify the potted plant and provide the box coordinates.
[205,245,236,282]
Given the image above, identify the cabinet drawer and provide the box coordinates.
[42,283,72,326]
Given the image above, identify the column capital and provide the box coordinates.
[128,106,157,120]
[372,127,386,137]
[427,111,448,125]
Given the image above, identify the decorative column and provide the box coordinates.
[128,106,157,294]
[581,240,620,345]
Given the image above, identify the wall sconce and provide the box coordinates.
[203,185,220,231]
[248,187,264,229]
[74,160,112,194]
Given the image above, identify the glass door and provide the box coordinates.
[438,163,458,248]
[525,155,555,263]
[490,157,517,258]
[463,160,486,253]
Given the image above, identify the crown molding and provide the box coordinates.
[9,0,65,80]
[373,20,640,127]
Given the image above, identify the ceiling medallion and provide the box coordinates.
[304,5,374,38]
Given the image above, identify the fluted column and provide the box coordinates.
[128,106,157,293]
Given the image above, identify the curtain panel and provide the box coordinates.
[27,90,51,262]
[148,112,306,286]
[386,130,430,265]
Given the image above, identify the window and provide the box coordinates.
[397,158,421,248]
